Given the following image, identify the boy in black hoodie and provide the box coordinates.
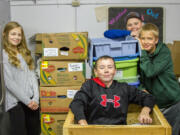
[70,55,155,125]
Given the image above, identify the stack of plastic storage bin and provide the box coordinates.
[89,37,140,87]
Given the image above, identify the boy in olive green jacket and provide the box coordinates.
[138,23,180,135]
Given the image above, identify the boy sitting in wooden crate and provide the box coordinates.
[69,55,155,125]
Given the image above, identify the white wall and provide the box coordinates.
[10,0,180,78]
[10,1,180,43]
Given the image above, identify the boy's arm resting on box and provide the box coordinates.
[138,106,152,124]
[69,81,91,125]
[140,43,171,78]
[128,85,155,110]
[127,85,155,123]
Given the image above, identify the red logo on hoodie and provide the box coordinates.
[100,94,120,108]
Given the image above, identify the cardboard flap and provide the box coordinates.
[167,41,180,75]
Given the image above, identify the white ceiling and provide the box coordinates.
[10,0,46,1]
[10,0,35,1]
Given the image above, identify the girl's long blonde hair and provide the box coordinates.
[2,21,34,70]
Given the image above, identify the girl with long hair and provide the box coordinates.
[2,21,40,135]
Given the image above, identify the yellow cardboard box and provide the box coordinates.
[167,41,180,76]
[40,61,85,86]
[35,34,43,54]
[40,86,81,113]
[35,44,42,54]
[41,113,67,135]
[35,32,88,60]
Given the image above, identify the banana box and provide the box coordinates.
[36,32,88,60]
[40,86,80,113]
[41,113,67,135]
[40,61,86,86]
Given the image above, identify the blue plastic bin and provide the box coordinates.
[128,81,140,88]
[89,37,140,67]
[92,38,137,58]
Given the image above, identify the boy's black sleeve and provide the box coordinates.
[69,80,92,122]
[127,85,155,110]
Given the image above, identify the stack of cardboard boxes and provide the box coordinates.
[35,32,88,135]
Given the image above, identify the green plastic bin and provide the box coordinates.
[114,58,139,78]
[114,75,139,83]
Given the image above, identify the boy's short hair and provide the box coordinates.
[94,55,116,69]
[139,23,159,38]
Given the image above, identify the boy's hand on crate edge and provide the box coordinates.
[78,119,88,126]
[138,106,152,124]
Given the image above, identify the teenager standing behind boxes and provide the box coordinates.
[138,23,180,135]
[125,12,143,38]
[2,21,40,135]
[104,12,143,39]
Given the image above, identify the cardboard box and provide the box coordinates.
[41,113,67,135]
[35,32,88,60]
[63,104,171,135]
[167,41,180,76]
[35,34,43,54]
[35,44,42,54]
[40,61,86,86]
[40,86,81,113]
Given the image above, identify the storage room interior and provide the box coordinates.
[0,0,180,135]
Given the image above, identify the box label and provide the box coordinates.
[41,61,48,69]
[60,51,69,56]
[68,63,82,72]
[115,70,123,78]
[44,48,58,56]
[67,90,78,98]
[43,115,51,123]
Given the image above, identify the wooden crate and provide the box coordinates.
[63,104,171,135]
